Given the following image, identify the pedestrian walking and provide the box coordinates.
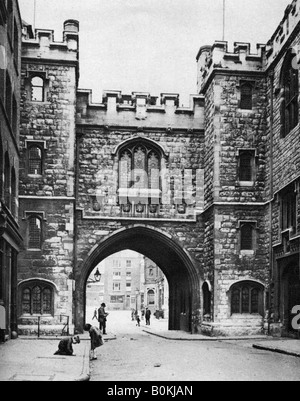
[136,314,141,327]
[98,303,109,334]
[54,335,80,356]
[84,323,104,361]
[145,307,151,325]
[92,308,98,320]
[131,309,136,321]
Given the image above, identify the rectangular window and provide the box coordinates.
[13,18,19,68]
[240,223,254,251]
[5,71,12,123]
[126,260,132,268]
[240,83,253,110]
[7,0,13,43]
[28,217,42,249]
[113,271,121,279]
[281,185,297,231]
[12,94,18,136]
[28,145,43,175]
[126,272,132,280]
[0,240,4,301]
[126,283,131,291]
[113,282,121,292]
[238,150,255,182]
[110,295,124,304]
[0,1,8,27]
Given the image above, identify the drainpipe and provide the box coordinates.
[268,71,274,336]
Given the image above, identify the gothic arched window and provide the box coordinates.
[118,139,163,207]
[281,51,299,138]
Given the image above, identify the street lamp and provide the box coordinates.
[94,268,102,283]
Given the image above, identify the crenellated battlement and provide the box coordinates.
[76,89,205,130]
[22,20,79,61]
[197,0,300,92]
[196,41,266,92]
[265,0,300,66]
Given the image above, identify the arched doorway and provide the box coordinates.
[75,226,199,333]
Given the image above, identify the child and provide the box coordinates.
[54,335,80,356]
[136,314,141,327]
[84,323,104,361]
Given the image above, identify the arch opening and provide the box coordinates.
[75,226,200,333]
[85,250,170,331]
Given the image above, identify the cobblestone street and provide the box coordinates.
[89,311,300,382]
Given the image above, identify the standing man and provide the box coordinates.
[145,307,151,326]
[98,303,109,335]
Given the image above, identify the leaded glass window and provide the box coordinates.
[118,140,162,200]
[32,286,42,314]
[231,282,263,315]
[22,288,31,314]
[28,216,42,249]
[20,284,53,316]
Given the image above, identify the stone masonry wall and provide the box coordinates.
[19,63,77,197]
[77,127,204,220]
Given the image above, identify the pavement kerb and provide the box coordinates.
[252,344,300,358]
[142,329,268,342]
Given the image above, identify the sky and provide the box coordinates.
[18,0,292,106]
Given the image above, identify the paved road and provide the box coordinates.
[89,310,300,382]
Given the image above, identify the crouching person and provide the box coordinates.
[84,323,104,361]
[54,335,80,356]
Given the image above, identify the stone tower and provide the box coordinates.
[18,20,79,334]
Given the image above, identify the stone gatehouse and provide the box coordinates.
[16,0,300,337]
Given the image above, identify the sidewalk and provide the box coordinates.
[252,339,300,358]
[0,334,91,382]
[1,322,299,381]
[142,318,300,357]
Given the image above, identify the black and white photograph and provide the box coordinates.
[0,0,300,385]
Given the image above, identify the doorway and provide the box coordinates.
[75,226,199,333]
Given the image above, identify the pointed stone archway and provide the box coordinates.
[74,225,200,333]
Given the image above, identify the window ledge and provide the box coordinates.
[237,181,254,187]
[27,174,43,179]
[240,250,255,256]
